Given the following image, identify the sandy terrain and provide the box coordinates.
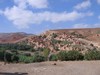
[0,61,100,75]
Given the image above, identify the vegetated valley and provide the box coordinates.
[0,28,100,63]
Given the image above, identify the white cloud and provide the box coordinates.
[97,0,100,4]
[27,0,48,8]
[3,6,34,29]
[98,16,100,19]
[14,0,27,9]
[74,0,91,10]
[1,5,93,29]
[0,0,93,29]
[0,10,3,14]
[73,24,89,28]
[14,0,48,9]
[73,23,100,28]
[94,24,100,27]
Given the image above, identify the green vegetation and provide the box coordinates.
[84,50,100,60]
[0,51,4,61]
[4,52,13,62]
[43,48,50,60]
[51,33,58,38]
[11,51,19,63]
[0,43,45,63]
[54,46,59,51]
[19,55,31,63]
[71,32,84,38]
[57,50,83,61]
[57,51,67,61]
[96,31,100,34]
[51,39,72,45]
[67,50,84,61]
[18,53,45,63]
[32,54,45,62]
[51,39,61,44]
[0,43,33,51]
[49,54,58,61]
[0,43,100,63]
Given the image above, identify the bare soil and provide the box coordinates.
[0,61,100,75]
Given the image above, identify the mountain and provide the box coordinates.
[45,28,100,45]
[16,28,100,53]
[0,32,32,43]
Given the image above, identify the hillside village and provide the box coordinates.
[18,28,100,54]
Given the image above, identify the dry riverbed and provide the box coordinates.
[0,61,100,75]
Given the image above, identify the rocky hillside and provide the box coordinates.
[17,28,100,53]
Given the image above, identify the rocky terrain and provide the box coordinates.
[16,28,100,53]
[0,28,100,53]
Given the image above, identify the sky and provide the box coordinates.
[0,0,100,34]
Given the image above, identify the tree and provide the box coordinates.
[57,51,67,61]
[11,50,19,63]
[67,50,84,61]
[32,54,45,62]
[49,54,58,61]
[43,48,50,60]
[0,51,4,61]
[4,51,13,64]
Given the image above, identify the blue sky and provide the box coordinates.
[0,0,100,34]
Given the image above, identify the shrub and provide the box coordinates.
[0,50,19,63]
[67,50,84,61]
[23,53,31,56]
[5,52,13,62]
[52,33,57,38]
[18,53,45,63]
[57,51,67,61]
[0,51,4,61]
[32,54,45,62]
[49,54,58,61]
[18,55,33,63]
[43,48,50,60]
[51,39,58,44]
[62,41,72,45]
[84,50,100,60]
[11,54,19,63]
[24,57,33,63]
[18,55,27,63]
[54,46,59,51]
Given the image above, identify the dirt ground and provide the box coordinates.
[0,61,100,75]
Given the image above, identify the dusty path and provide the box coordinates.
[0,61,100,75]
